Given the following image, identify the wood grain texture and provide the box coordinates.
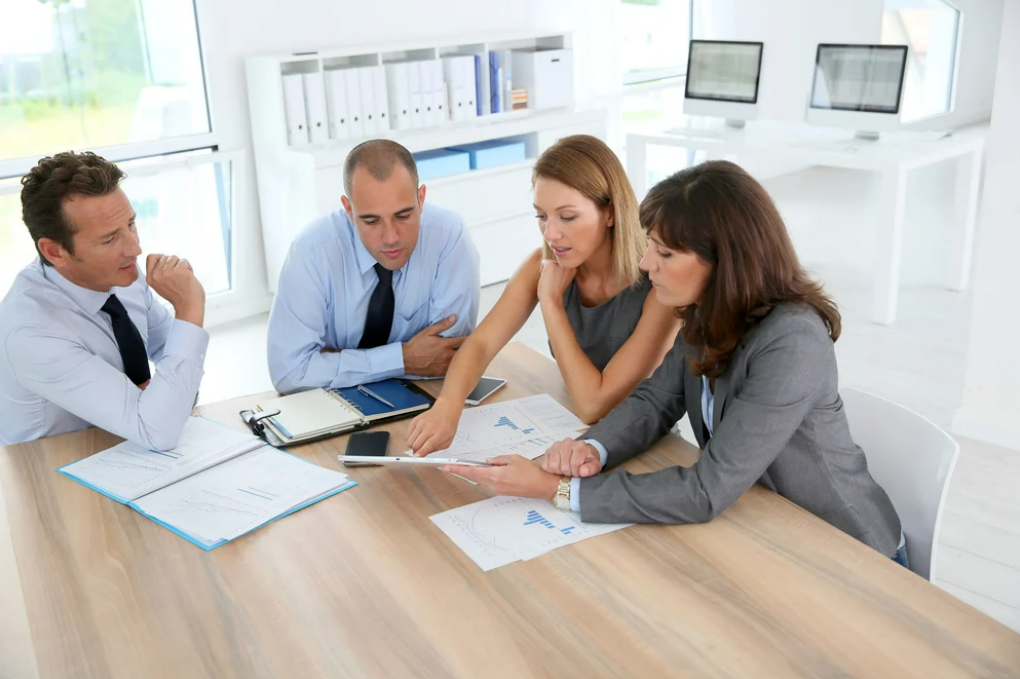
[1,343,1018,679]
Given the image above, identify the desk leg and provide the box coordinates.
[628,139,648,201]
[872,168,908,325]
[947,147,984,291]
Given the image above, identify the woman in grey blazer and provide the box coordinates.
[447,160,905,563]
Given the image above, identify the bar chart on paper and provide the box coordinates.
[407,394,587,463]
[431,496,631,571]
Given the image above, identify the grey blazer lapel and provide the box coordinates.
[684,362,706,448]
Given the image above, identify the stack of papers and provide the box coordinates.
[58,417,356,550]
[408,394,586,463]
[431,496,631,571]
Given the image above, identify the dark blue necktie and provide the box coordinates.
[101,294,151,386]
[358,263,395,349]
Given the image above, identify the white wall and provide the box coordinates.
[952,0,1020,451]
[193,0,572,322]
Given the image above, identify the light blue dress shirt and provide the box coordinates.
[266,202,480,394]
[0,259,209,449]
[571,379,715,512]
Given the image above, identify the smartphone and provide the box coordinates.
[342,431,390,467]
[465,376,507,406]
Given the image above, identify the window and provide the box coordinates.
[0,0,211,163]
[620,0,693,85]
[881,0,961,122]
[0,1,239,303]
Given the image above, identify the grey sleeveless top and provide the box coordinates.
[550,276,653,371]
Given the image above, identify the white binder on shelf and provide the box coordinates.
[343,67,365,140]
[407,61,424,129]
[324,69,350,141]
[385,61,412,131]
[302,71,329,143]
[443,55,475,122]
[460,55,478,120]
[281,72,309,146]
[419,59,436,126]
[372,66,390,133]
[358,67,379,135]
[427,60,447,124]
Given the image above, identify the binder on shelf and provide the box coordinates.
[474,53,487,116]
[407,60,425,129]
[460,55,478,119]
[324,69,350,141]
[427,60,447,124]
[442,54,475,122]
[501,49,514,111]
[281,72,309,146]
[372,65,390,132]
[302,71,330,143]
[488,52,500,114]
[343,67,365,139]
[420,59,441,126]
[385,61,412,131]
[358,67,379,135]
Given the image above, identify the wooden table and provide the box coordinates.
[1,343,1018,679]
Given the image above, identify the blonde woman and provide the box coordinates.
[408,135,680,456]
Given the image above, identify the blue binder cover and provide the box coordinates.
[333,378,434,418]
[489,51,501,113]
[474,53,484,116]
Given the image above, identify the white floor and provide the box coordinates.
[201,163,1020,634]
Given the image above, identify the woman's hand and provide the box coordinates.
[443,455,562,499]
[407,398,463,456]
[537,259,576,306]
[541,439,604,477]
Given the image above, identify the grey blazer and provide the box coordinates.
[579,304,902,557]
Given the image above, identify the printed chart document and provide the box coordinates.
[407,394,586,463]
[58,417,355,550]
[431,496,632,571]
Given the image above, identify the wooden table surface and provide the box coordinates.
[1,343,1018,679]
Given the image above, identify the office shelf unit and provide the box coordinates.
[245,31,607,290]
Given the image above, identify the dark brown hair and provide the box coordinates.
[343,139,419,196]
[641,160,840,378]
[21,151,126,266]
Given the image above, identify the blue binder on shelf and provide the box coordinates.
[473,53,485,116]
[489,51,501,113]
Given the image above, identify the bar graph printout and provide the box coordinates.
[407,394,587,463]
[430,496,632,571]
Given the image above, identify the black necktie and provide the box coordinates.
[101,294,151,386]
[358,263,395,349]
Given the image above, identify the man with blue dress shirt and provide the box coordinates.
[267,140,480,394]
[0,151,209,449]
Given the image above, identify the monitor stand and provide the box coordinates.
[854,130,881,141]
[725,119,747,129]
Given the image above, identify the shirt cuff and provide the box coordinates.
[586,439,610,467]
[367,342,405,376]
[164,319,210,362]
[569,476,582,512]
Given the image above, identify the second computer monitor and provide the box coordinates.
[683,40,764,127]
[807,44,909,139]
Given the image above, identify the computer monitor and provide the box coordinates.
[806,44,909,140]
[683,40,764,128]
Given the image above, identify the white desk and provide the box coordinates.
[626,122,986,324]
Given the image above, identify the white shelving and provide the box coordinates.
[246,31,607,290]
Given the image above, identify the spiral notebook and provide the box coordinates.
[240,379,434,446]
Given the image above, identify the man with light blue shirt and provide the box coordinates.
[267,140,480,394]
[0,151,209,449]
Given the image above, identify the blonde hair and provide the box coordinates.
[534,135,645,288]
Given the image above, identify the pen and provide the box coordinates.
[357,384,396,409]
[256,404,293,438]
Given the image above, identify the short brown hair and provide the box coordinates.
[343,139,418,196]
[641,160,841,378]
[533,135,644,288]
[21,151,126,266]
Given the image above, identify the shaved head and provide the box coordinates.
[343,139,419,196]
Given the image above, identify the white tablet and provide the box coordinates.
[336,455,492,467]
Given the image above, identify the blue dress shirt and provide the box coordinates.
[0,259,209,449]
[266,202,480,394]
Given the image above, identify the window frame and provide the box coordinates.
[621,0,695,86]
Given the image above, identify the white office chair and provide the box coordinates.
[840,387,960,580]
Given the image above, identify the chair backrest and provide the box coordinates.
[839,387,959,580]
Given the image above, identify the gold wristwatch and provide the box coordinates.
[553,478,571,510]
